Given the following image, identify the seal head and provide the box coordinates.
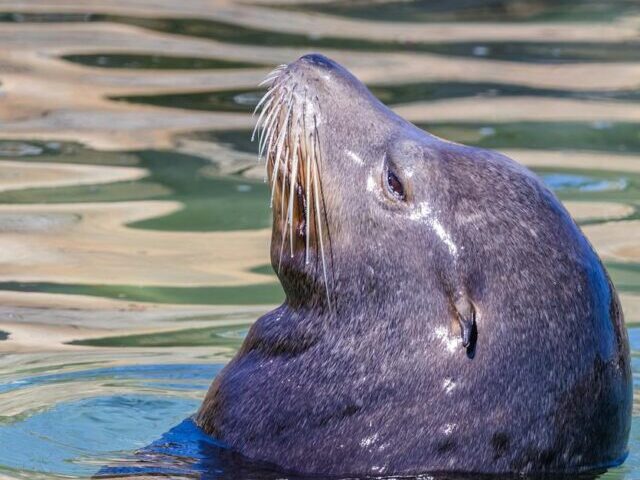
[197,53,631,477]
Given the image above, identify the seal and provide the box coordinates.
[196,53,631,477]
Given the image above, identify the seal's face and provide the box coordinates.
[257,54,460,311]
[201,53,631,476]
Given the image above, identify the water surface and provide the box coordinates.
[0,1,638,478]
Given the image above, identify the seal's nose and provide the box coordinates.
[299,53,335,69]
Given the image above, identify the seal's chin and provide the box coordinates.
[253,61,331,298]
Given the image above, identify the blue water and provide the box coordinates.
[0,327,638,479]
[0,395,201,476]
[0,363,219,395]
[542,173,628,193]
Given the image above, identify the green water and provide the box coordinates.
[61,53,268,70]
[4,11,640,64]
[0,281,283,306]
[0,147,271,231]
[93,14,640,64]
[0,1,639,478]
[281,0,640,23]
[109,85,640,114]
[197,122,640,154]
[68,324,250,348]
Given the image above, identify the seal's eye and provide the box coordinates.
[385,167,406,201]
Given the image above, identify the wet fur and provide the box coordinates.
[197,54,631,476]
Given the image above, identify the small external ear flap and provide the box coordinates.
[452,294,477,357]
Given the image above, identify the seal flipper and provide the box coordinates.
[453,295,476,350]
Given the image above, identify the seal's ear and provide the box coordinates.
[453,295,477,355]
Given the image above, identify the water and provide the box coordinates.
[0,0,639,478]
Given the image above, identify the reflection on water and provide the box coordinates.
[0,0,639,479]
[0,395,201,477]
[285,0,640,23]
[1,326,640,479]
[202,122,640,154]
[0,148,271,231]
[109,84,640,114]
[62,53,268,70]
[83,15,640,63]
[0,363,220,396]
[542,173,628,193]
[0,281,284,306]
[4,10,640,63]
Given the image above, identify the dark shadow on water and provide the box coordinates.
[95,418,608,480]
[61,53,269,70]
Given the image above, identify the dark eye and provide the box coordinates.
[386,166,406,201]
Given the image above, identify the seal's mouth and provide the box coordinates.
[252,61,331,298]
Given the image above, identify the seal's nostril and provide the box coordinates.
[299,53,334,69]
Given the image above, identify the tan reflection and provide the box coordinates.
[564,202,634,224]
[1,0,638,43]
[397,97,640,123]
[0,160,147,192]
[0,202,271,286]
[0,17,639,149]
[0,290,265,352]
[583,220,640,263]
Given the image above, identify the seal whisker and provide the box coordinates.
[279,141,288,215]
[255,67,287,152]
[307,127,321,279]
[278,142,289,274]
[258,65,287,87]
[258,69,283,87]
[267,90,291,169]
[255,67,332,308]
[252,94,275,142]
[309,116,332,311]
[269,90,294,207]
[312,142,330,311]
[263,101,279,160]
[258,101,281,163]
[287,110,302,257]
[313,113,335,310]
[258,76,280,88]
[303,92,312,265]
[258,84,286,153]
[252,87,274,118]
[257,100,276,157]
[271,88,294,261]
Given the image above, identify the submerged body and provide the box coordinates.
[197,54,631,476]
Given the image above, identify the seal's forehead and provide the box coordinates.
[390,138,427,158]
[284,53,373,102]
[286,53,342,84]
[385,137,446,172]
[298,53,335,70]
